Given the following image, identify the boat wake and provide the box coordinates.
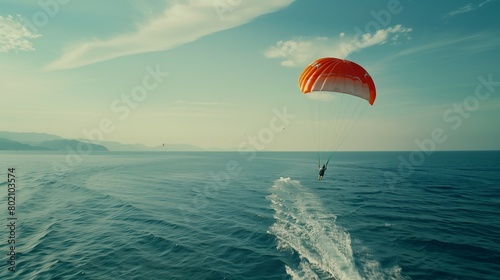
[267,177,405,280]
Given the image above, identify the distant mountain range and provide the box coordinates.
[0,131,204,151]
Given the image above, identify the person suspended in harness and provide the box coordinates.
[318,164,327,181]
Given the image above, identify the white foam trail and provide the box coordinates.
[268,177,407,280]
[268,177,362,280]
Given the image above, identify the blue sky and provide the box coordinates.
[1,0,499,151]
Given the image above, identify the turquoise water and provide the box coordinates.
[1,151,499,279]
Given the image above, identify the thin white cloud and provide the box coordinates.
[390,31,500,60]
[0,15,41,53]
[444,0,494,18]
[45,0,294,71]
[479,0,494,7]
[264,24,412,67]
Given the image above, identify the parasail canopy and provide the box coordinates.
[298,57,376,105]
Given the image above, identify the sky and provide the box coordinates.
[1,0,499,151]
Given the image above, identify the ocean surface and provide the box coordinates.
[1,151,499,279]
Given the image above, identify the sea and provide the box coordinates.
[0,151,499,280]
